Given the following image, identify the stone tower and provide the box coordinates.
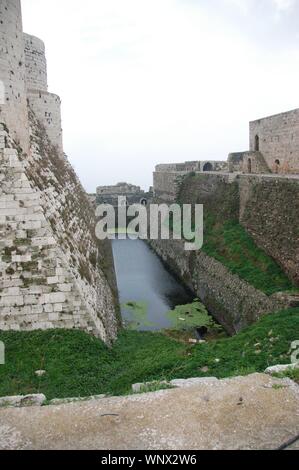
[24,33,63,155]
[0,0,119,344]
[0,0,29,152]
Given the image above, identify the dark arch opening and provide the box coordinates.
[248,158,252,174]
[274,159,280,174]
[203,162,213,172]
[140,198,147,206]
[255,135,259,151]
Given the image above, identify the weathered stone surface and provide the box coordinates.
[170,377,218,388]
[0,374,298,450]
[0,0,29,151]
[0,133,118,342]
[132,381,170,393]
[149,238,287,334]
[0,1,119,344]
[153,171,299,286]
[239,175,299,286]
[265,364,299,375]
[0,394,46,408]
[49,395,106,406]
[249,109,299,174]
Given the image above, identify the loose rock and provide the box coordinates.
[0,394,46,408]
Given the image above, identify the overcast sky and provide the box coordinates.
[22,0,299,191]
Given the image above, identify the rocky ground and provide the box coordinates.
[0,373,298,450]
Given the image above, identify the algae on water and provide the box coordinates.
[122,298,218,332]
[122,301,157,330]
[166,300,219,331]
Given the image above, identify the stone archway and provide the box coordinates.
[203,162,213,172]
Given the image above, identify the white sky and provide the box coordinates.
[22,0,299,191]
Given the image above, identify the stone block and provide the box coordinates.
[0,394,46,408]
[265,364,299,375]
[44,292,66,304]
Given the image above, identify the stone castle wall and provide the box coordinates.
[0,0,29,151]
[150,171,298,331]
[250,109,299,174]
[153,171,186,202]
[148,238,286,334]
[153,171,299,285]
[238,175,299,285]
[228,151,270,174]
[155,160,227,173]
[0,117,119,344]
[0,0,119,343]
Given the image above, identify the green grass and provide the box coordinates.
[202,217,294,295]
[0,308,298,400]
[273,367,299,384]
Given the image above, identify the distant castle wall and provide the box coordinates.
[0,0,29,151]
[155,160,227,173]
[96,182,152,206]
[250,109,299,174]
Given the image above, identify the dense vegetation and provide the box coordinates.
[202,216,294,295]
[0,308,298,400]
[176,173,295,295]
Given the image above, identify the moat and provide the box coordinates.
[112,238,193,330]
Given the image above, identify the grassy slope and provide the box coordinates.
[177,174,295,295]
[202,216,294,295]
[0,308,298,399]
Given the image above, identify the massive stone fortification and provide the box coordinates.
[153,169,299,285]
[0,0,119,344]
[155,160,228,174]
[96,182,151,206]
[151,171,299,332]
[156,109,299,177]
[249,109,299,173]
[229,109,299,174]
